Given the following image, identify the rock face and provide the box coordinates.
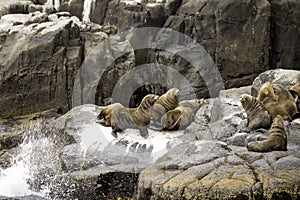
[0,11,82,117]
[269,0,300,69]
[162,0,271,89]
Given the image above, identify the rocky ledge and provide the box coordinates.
[1,69,300,199]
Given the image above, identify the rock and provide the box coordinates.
[59,104,195,172]
[138,140,257,200]
[269,0,300,69]
[0,195,48,200]
[59,0,84,21]
[49,165,139,200]
[219,85,252,102]
[189,97,247,142]
[0,15,83,117]
[164,0,271,89]
[251,69,300,96]
[104,0,182,31]
[0,0,33,19]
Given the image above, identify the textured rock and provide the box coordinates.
[0,13,82,117]
[163,0,271,89]
[269,0,300,69]
[251,69,300,96]
[188,97,247,141]
[60,104,196,172]
[104,0,181,31]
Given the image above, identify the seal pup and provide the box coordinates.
[111,94,159,138]
[257,82,297,120]
[161,98,204,130]
[96,103,124,126]
[247,115,287,152]
[151,88,181,123]
[240,94,272,132]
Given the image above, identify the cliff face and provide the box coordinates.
[0,0,299,117]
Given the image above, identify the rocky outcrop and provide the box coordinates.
[161,0,271,89]
[1,75,300,199]
[0,11,82,117]
[251,69,300,96]
[269,0,300,69]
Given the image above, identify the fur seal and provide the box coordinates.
[247,115,287,152]
[289,83,300,112]
[110,94,159,138]
[96,103,124,126]
[160,98,204,130]
[151,88,181,122]
[257,82,297,120]
[240,94,272,131]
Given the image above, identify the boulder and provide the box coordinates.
[0,14,82,117]
[189,97,247,142]
[251,69,300,96]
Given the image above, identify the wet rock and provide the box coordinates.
[59,104,195,172]
[50,165,139,200]
[251,69,300,96]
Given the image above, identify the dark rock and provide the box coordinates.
[269,0,300,70]
[164,0,271,89]
[59,0,84,21]
[104,0,181,32]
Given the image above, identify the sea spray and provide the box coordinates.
[0,122,71,198]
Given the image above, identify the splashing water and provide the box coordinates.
[0,125,63,198]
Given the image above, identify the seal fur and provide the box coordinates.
[257,82,297,120]
[151,88,181,122]
[96,103,124,126]
[240,94,272,131]
[247,115,287,152]
[161,98,204,130]
[111,94,159,138]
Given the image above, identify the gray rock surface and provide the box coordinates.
[163,0,271,89]
[252,69,300,96]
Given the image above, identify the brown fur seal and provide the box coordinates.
[96,103,124,126]
[110,94,159,138]
[151,88,181,122]
[240,94,272,131]
[289,83,300,114]
[160,98,204,130]
[247,115,287,152]
[257,82,297,120]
